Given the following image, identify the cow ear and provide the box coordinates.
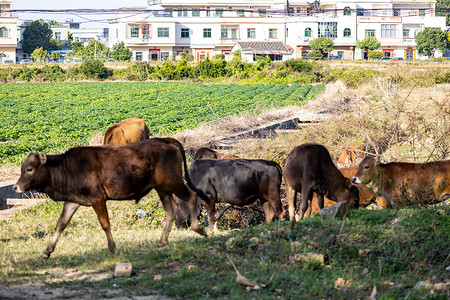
[345,178,352,190]
[39,152,47,165]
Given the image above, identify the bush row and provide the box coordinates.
[2,57,450,86]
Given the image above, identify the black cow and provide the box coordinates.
[13,138,209,258]
[284,143,359,221]
[178,159,285,231]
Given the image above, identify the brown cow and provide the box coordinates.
[306,167,388,218]
[352,157,450,207]
[337,145,364,168]
[193,147,239,160]
[284,143,360,221]
[13,138,209,259]
[103,117,150,146]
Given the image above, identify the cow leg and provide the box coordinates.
[299,187,313,220]
[91,200,116,253]
[157,190,177,245]
[317,193,325,210]
[207,200,216,232]
[262,201,275,222]
[285,184,297,222]
[42,201,80,259]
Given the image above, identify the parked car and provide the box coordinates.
[329,55,343,60]
[3,60,14,64]
[393,57,404,61]
[381,57,393,61]
[20,59,32,64]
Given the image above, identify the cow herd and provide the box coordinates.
[13,117,450,258]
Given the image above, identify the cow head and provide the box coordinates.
[13,152,50,194]
[352,157,377,185]
[343,178,360,209]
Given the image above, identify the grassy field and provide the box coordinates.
[0,197,448,299]
[0,81,324,164]
[1,78,449,299]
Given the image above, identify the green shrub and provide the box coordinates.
[307,50,323,60]
[76,59,112,79]
[368,50,383,60]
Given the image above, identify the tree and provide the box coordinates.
[111,41,133,61]
[21,20,57,54]
[415,27,450,58]
[356,36,381,52]
[82,40,109,60]
[31,47,48,62]
[309,37,333,58]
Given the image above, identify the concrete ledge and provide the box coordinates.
[0,181,38,210]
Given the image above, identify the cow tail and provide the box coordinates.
[164,138,211,205]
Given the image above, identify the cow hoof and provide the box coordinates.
[194,227,207,237]
[40,253,50,259]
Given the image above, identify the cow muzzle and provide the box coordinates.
[13,184,24,194]
[352,176,361,184]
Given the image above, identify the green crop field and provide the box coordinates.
[0,82,324,164]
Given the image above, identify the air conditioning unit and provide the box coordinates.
[303,38,310,42]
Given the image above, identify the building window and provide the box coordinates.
[393,9,400,16]
[247,28,256,38]
[365,29,375,37]
[158,27,169,37]
[221,29,228,39]
[403,29,410,37]
[192,9,200,17]
[381,24,397,38]
[419,9,425,17]
[0,27,7,38]
[181,28,189,38]
[337,51,344,57]
[318,22,337,38]
[161,52,169,61]
[203,28,212,38]
[178,9,187,17]
[306,8,312,16]
[135,52,143,61]
[237,10,245,17]
[206,9,211,17]
[215,9,223,17]
[231,28,237,39]
[343,28,351,37]
[143,26,149,38]
[357,8,365,16]
[269,29,278,38]
[259,9,266,17]
[164,9,173,17]
[130,27,139,37]
[55,32,61,40]
[344,6,351,16]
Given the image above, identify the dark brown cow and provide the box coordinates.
[103,117,150,146]
[284,143,360,221]
[13,138,209,258]
[352,157,450,207]
[177,159,285,231]
[307,166,388,218]
[193,147,239,161]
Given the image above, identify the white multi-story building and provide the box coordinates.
[109,0,445,62]
[0,0,18,63]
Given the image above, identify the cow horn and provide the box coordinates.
[39,152,47,164]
